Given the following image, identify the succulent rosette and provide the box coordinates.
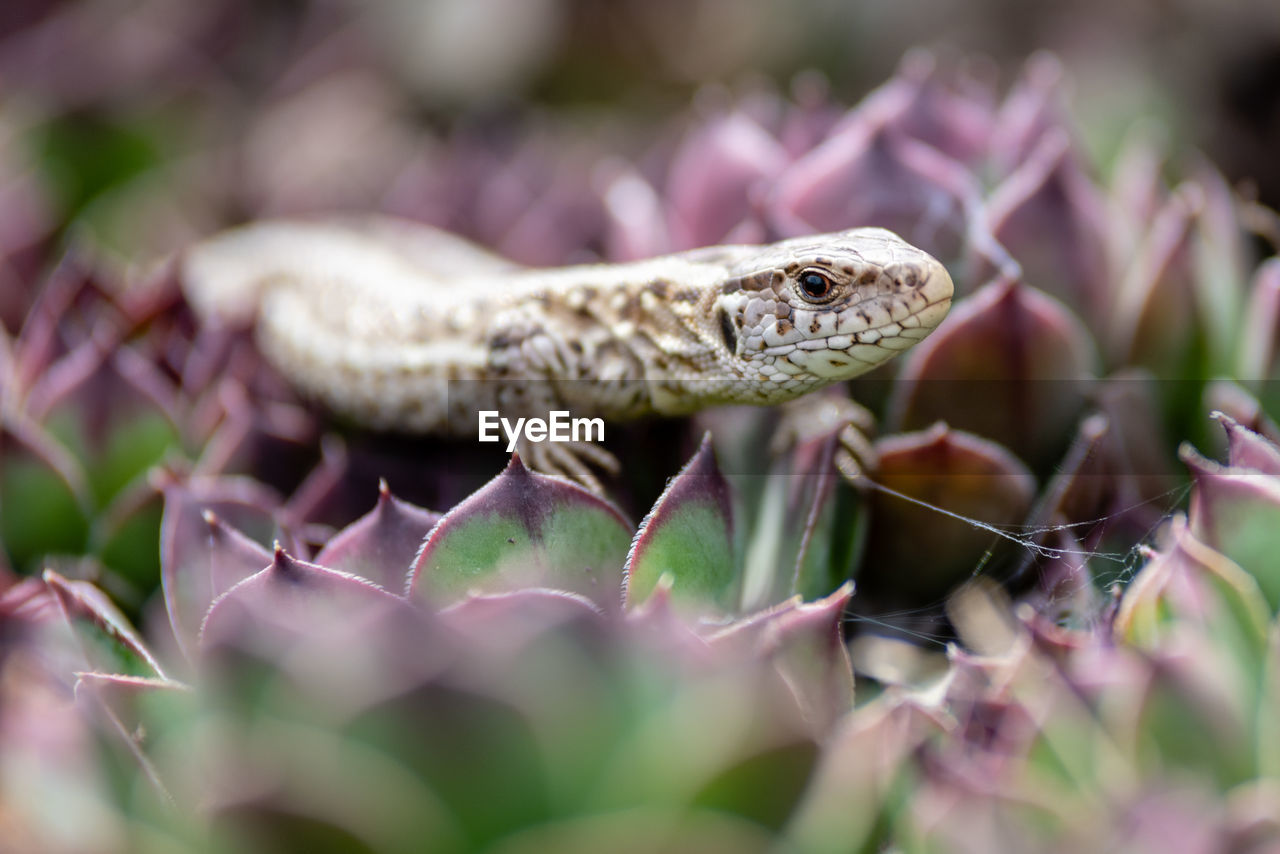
[3,11,1280,850]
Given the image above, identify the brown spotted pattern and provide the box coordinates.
[183,219,953,432]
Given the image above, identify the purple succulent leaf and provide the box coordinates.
[1,413,94,512]
[988,52,1073,177]
[1014,527,1102,628]
[663,110,787,250]
[889,277,1097,472]
[786,695,946,851]
[1087,370,1180,494]
[10,256,92,398]
[858,423,1036,607]
[1213,411,1280,475]
[20,333,180,508]
[777,72,845,158]
[1236,258,1280,382]
[278,434,349,532]
[760,584,856,734]
[408,454,632,610]
[946,578,1024,659]
[192,379,320,480]
[0,573,61,622]
[1203,380,1280,446]
[1112,788,1229,854]
[202,509,275,606]
[44,569,166,679]
[599,163,674,261]
[706,596,802,659]
[314,479,441,592]
[496,179,607,266]
[1106,123,1170,265]
[1110,184,1201,370]
[439,588,606,660]
[624,434,737,614]
[73,672,192,804]
[1119,513,1271,657]
[838,50,995,166]
[1187,158,1250,358]
[706,573,855,737]
[159,474,283,662]
[769,120,976,260]
[982,131,1111,326]
[1182,443,1280,612]
[0,635,122,852]
[624,575,715,665]
[1030,378,1177,554]
[746,405,849,607]
[1020,412,1108,546]
[0,168,56,334]
[200,545,412,657]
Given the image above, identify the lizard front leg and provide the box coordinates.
[486,311,621,490]
[772,390,879,483]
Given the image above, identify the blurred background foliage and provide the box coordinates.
[0,0,1278,263]
[5,3,1280,853]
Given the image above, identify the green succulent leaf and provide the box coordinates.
[44,570,165,679]
[1183,445,1280,612]
[0,421,92,571]
[739,414,863,610]
[407,455,632,609]
[1117,515,1270,656]
[482,807,776,854]
[624,434,737,613]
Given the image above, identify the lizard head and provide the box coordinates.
[709,227,953,401]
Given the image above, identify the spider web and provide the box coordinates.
[838,474,1194,649]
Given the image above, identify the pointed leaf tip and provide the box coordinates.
[1212,411,1280,476]
[624,437,737,614]
[407,458,631,610]
[315,482,441,592]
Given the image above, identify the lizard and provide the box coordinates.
[181,216,954,488]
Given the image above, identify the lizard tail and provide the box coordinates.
[181,217,517,327]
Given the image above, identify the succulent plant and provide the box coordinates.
[5,4,1280,847]
[8,409,1280,852]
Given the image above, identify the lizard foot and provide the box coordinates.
[772,393,879,485]
[834,420,879,484]
[519,437,621,493]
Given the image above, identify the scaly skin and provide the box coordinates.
[183,217,953,484]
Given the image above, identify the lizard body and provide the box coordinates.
[183,217,953,480]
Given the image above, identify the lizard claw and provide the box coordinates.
[519,437,619,493]
[772,393,879,486]
[771,393,875,452]
[834,421,878,484]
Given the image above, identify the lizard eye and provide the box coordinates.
[797,269,835,302]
